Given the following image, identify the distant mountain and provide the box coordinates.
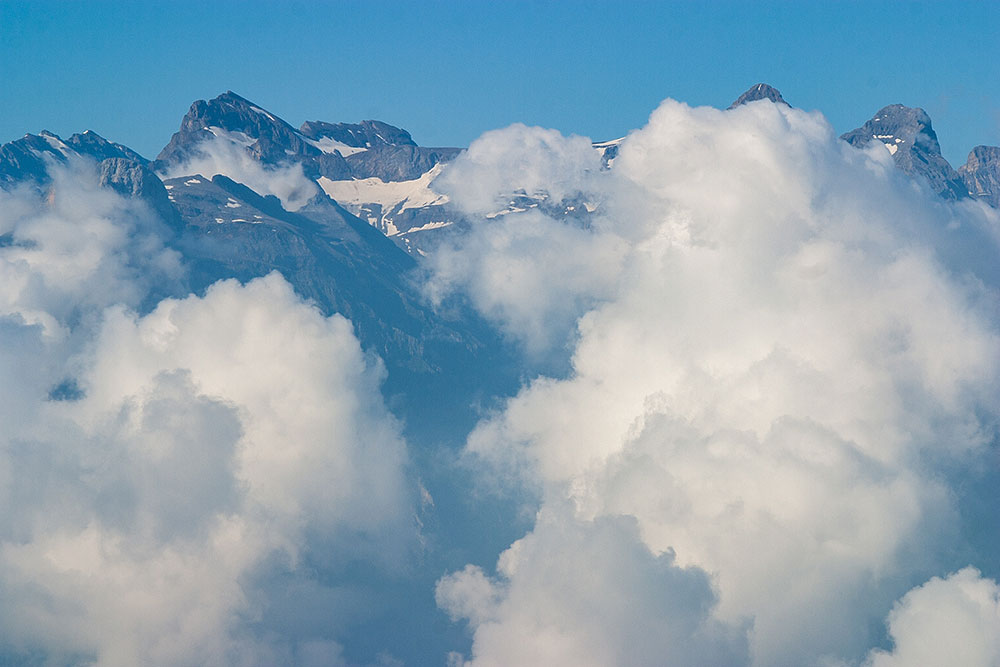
[156,91,321,168]
[841,104,970,200]
[959,145,1000,208]
[154,91,463,254]
[0,129,144,185]
[2,83,999,452]
[0,102,519,444]
[729,83,790,109]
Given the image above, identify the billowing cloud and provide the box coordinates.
[159,133,319,211]
[865,568,1000,667]
[424,125,628,353]
[428,99,1000,665]
[0,157,183,336]
[0,165,417,664]
[432,124,604,217]
[436,505,749,667]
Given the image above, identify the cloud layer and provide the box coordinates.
[428,99,1000,666]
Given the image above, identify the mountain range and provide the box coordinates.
[2,83,998,438]
[3,83,999,667]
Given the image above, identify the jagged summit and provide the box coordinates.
[65,129,147,164]
[842,104,942,156]
[841,104,968,200]
[156,91,320,166]
[300,119,416,149]
[728,83,789,109]
[0,129,147,185]
[959,145,1000,207]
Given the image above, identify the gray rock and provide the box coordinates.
[152,91,467,255]
[841,104,969,200]
[66,130,147,163]
[728,83,790,109]
[99,157,182,229]
[345,145,461,182]
[0,132,63,184]
[163,172,517,439]
[299,119,417,148]
[959,145,1000,207]
[0,129,148,186]
[155,91,320,168]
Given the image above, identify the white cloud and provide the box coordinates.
[0,158,183,337]
[865,568,1000,667]
[160,133,319,211]
[433,123,603,217]
[437,505,748,667]
[430,100,1000,665]
[0,169,417,665]
[424,125,629,354]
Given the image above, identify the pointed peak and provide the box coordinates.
[841,104,941,156]
[65,130,147,163]
[841,103,969,200]
[213,90,257,107]
[871,104,932,127]
[728,83,789,110]
[158,91,318,165]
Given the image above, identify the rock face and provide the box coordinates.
[959,145,1000,208]
[300,118,418,148]
[728,83,790,109]
[1,83,998,447]
[156,90,321,167]
[841,104,969,200]
[152,91,464,254]
[99,157,182,228]
[0,130,142,185]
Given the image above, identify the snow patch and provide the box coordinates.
[317,163,449,233]
[305,137,368,157]
[248,105,278,122]
[401,220,454,234]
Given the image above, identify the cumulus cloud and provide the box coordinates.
[424,125,629,353]
[0,164,417,664]
[432,124,603,216]
[436,505,748,667]
[0,158,183,336]
[429,99,1000,665]
[160,133,319,211]
[865,568,1000,667]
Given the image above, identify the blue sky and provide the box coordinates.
[1,0,998,166]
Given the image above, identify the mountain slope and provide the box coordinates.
[841,104,969,200]
[959,145,1000,207]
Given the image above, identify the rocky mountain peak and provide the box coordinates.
[841,104,968,200]
[728,83,789,109]
[959,145,1000,207]
[299,119,416,148]
[841,104,941,155]
[156,91,320,166]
